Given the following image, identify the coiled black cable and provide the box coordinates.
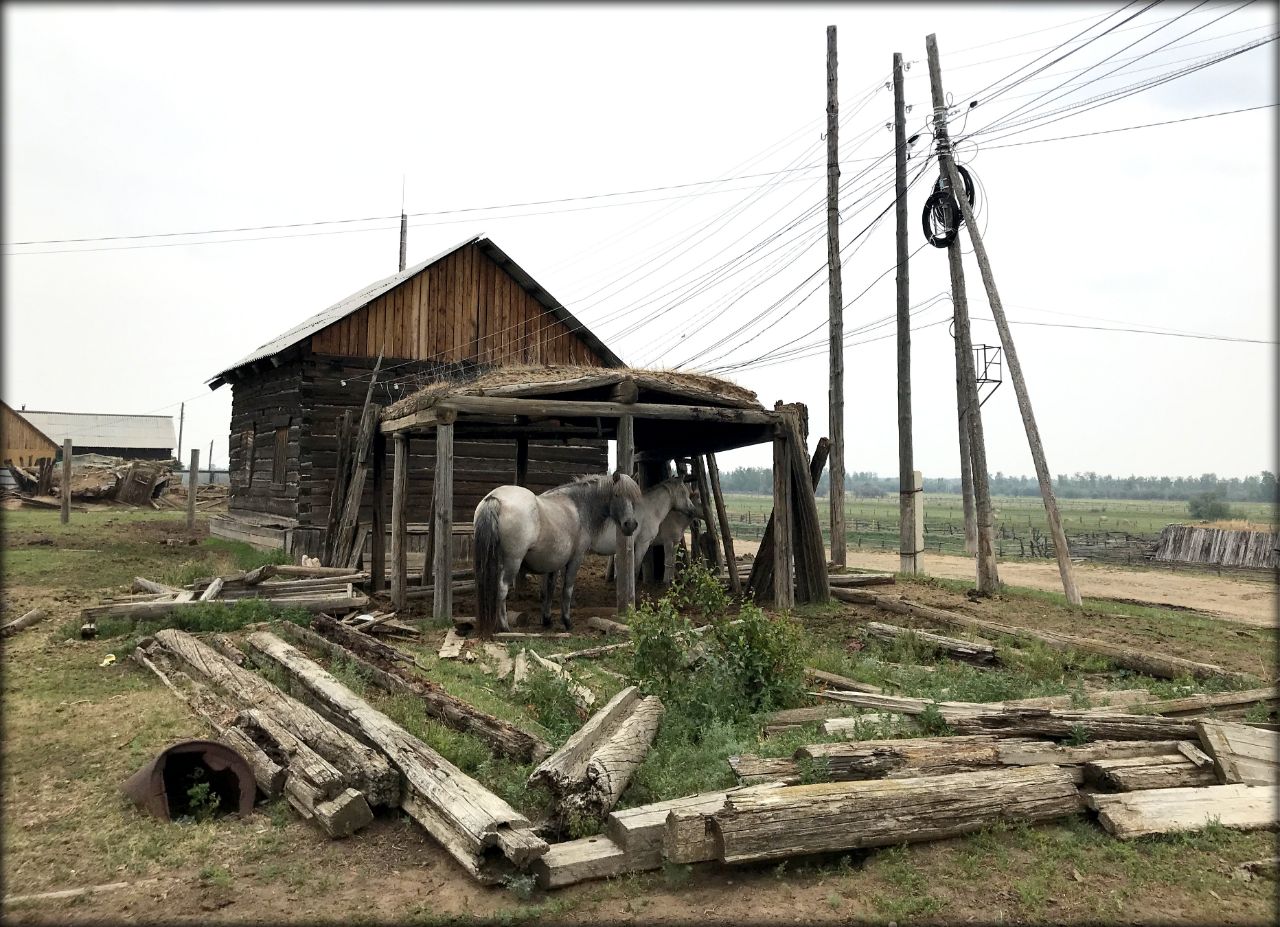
[922,163,976,248]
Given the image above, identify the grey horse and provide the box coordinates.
[473,472,642,637]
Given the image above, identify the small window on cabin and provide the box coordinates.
[273,423,289,484]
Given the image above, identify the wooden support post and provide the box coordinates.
[893,51,918,576]
[772,424,794,609]
[692,457,724,573]
[370,432,386,595]
[433,418,455,622]
[515,437,529,487]
[925,34,999,595]
[706,454,740,595]
[186,448,199,530]
[957,399,978,556]
[930,44,1081,607]
[60,439,72,524]
[615,415,635,613]
[391,433,408,610]
[826,24,847,570]
[911,470,925,568]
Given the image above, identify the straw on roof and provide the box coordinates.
[382,364,759,420]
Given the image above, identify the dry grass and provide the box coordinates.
[1196,518,1276,532]
[383,363,759,418]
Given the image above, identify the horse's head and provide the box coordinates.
[666,477,698,519]
[610,471,642,536]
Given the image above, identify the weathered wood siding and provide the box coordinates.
[227,364,303,521]
[309,243,605,366]
[296,354,607,527]
[1,403,59,467]
[1153,525,1278,569]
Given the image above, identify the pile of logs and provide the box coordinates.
[82,565,371,632]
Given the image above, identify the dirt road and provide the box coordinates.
[735,542,1275,628]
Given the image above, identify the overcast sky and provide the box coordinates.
[4,3,1275,482]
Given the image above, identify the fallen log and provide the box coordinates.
[728,754,802,785]
[1085,783,1278,839]
[762,704,867,736]
[1083,754,1218,792]
[299,616,549,763]
[861,621,996,666]
[798,735,1008,780]
[530,686,663,827]
[244,631,547,882]
[198,577,224,602]
[585,615,631,636]
[660,783,789,864]
[143,629,397,807]
[804,667,882,694]
[828,573,895,587]
[547,641,633,664]
[1125,688,1279,719]
[708,766,1082,865]
[81,592,368,622]
[833,590,1247,682]
[1,608,48,638]
[1197,720,1279,786]
[133,577,181,595]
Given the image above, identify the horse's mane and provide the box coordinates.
[547,472,642,505]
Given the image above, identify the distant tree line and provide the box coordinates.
[715,468,1277,503]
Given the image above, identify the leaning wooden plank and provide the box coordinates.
[1083,754,1218,792]
[804,667,882,694]
[1197,720,1279,786]
[198,577,224,602]
[711,766,1082,865]
[525,648,595,711]
[299,616,550,763]
[438,628,466,659]
[144,629,398,806]
[1085,783,1279,839]
[831,590,1248,682]
[1,608,48,638]
[244,631,547,883]
[861,621,996,666]
[133,577,181,595]
[532,835,631,889]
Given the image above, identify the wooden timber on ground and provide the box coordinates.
[1197,720,1279,786]
[830,589,1248,683]
[827,573,895,587]
[1,608,48,638]
[244,631,547,883]
[728,754,804,786]
[696,766,1083,865]
[1125,688,1278,719]
[1085,783,1278,839]
[289,616,550,763]
[804,667,883,694]
[1082,754,1218,792]
[529,686,663,828]
[860,621,996,665]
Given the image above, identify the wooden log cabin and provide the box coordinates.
[205,235,625,559]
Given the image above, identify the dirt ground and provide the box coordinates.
[733,541,1277,629]
[3,511,1278,925]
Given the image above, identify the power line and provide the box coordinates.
[972,101,1276,149]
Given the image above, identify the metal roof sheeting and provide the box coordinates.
[208,235,622,386]
[20,411,177,451]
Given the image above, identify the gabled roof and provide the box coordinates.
[1,401,60,450]
[208,235,623,389]
[19,410,177,451]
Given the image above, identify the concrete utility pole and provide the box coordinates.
[893,52,919,575]
[925,33,1000,595]
[826,24,847,569]
[927,46,1083,607]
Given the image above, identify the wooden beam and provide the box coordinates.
[369,432,386,595]
[433,422,454,622]
[59,439,72,524]
[391,433,409,610]
[692,456,724,573]
[381,396,779,433]
[706,453,740,595]
[616,414,635,613]
[772,423,794,609]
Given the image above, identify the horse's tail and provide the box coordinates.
[473,496,503,639]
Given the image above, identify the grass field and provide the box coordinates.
[722,492,1278,560]
[2,508,1277,924]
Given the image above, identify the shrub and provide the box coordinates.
[512,665,583,743]
[1188,492,1231,520]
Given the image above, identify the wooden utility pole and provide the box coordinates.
[615,415,636,612]
[176,402,184,463]
[931,67,1082,608]
[826,24,847,569]
[60,439,72,524]
[956,381,978,556]
[925,34,1000,595]
[399,211,408,273]
[187,448,199,530]
[893,51,919,575]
